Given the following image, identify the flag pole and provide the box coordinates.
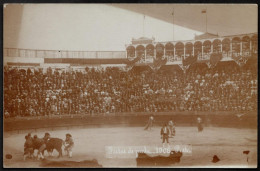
[172,8,174,41]
[143,14,145,37]
[206,7,208,33]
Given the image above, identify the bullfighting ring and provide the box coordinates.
[3,125,257,168]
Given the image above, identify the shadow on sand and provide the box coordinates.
[40,159,102,168]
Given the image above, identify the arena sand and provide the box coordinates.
[3,127,257,168]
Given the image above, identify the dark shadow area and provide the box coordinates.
[136,151,182,166]
[40,159,102,168]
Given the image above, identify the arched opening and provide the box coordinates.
[203,40,211,54]
[136,45,145,61]
[251,34,258,54]
[242,36,250,56]
[213,39,221,53]
[126,46,135,58]
[155,43,164,59]
[185,42,193,58]
[165,43,174,62]
[146,44,155,59]
[175,42,184,60]
[194,41,202,57]
[202,40,211,60]
[232,37,241,57]
[222,38,230,52]
[222,38,231,58]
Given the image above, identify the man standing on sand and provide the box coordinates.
[64,133,74,158]
[197,117,203,132]
[168,119,175,137]
[144,115,154,130]
[161,123,170,148]
[23,135,34,160]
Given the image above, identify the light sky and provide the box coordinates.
[5,4,203,51]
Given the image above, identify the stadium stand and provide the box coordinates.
[3,59,257,118]
[3,33,257,118]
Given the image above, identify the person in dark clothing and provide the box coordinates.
[23,135,34,160]
[161,124,170,148]
[32,135,46,160]
[64,133,74,158]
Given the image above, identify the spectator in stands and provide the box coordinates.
[3,62,257,117]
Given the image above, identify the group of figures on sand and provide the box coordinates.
[23,132,74,160]
[144,115,203,148]
[144,115,176,147]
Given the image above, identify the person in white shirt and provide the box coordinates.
[149,115,154,129]
[168,119,175,137]
[144,115,154,130]
[197,117,203,132]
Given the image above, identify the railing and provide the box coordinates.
[4,48,126,59]
[4,48,255,64]
[222,52,232,58]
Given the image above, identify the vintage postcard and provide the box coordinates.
[3,4,257,168]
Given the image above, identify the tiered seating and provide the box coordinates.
[3,60,257,118]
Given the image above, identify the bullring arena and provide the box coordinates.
[3,113,257,168]
[3,4,258,168]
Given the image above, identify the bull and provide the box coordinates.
[43,138,65,158]
[31,135,64,159]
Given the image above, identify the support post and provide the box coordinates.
[250,40,252,52]
[240,41,243,55]
[202,46,204,59]
[144,49,147,61]
[183,46,186,59]
[230,42,232,57]
[174,47,176,60]
[164,48,166,58]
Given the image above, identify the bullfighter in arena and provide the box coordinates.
[197,117,203,132]
[161,124,170,148]
[168,119,175,137]
[23,135,34,160]
[43,132,53,156]
[43,132,51,142]
[32,135,46,160]
[144,115,154,130]
[64,133,74,158]
[27,133,33,141]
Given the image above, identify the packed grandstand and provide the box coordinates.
[3,33,258,118]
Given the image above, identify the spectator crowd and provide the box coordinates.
[4,62,257,118]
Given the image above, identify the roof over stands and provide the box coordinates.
[242,56,257,70]
[111,4,257,36]
[194,32,219,40]
[215,60,240,69]
[158,65,183,73]
[133,37,154,40]
[130,65,154,73]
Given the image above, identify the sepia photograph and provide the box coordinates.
[3,3,258,168]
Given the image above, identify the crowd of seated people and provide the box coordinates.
[3,62,257,118]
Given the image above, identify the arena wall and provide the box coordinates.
[3,57,44,65]
[4,111,257,133]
